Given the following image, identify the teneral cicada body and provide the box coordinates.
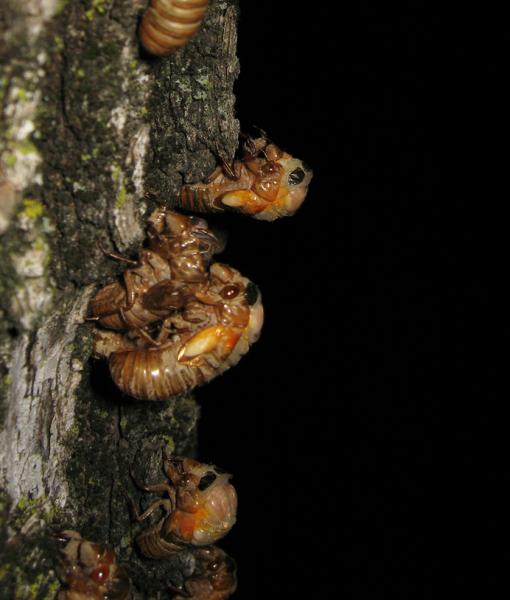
[178,136,313,221]
[133,457,237,559]
[171,546,237,600]
[96,263,264,401]
[56,530,130,600]
[139,0,209,56]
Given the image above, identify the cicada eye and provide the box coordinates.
[198,471,217,490]
[224,556,236,573]
[245,282,260,306]
[221,284,240,300]
[90,565,109,584]
[288,167,305,185]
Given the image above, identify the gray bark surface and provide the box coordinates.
[0,1,240,597]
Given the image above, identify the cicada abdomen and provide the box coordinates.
[109,323,243,401]
[139,0,209,56]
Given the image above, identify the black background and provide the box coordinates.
[196,2,491,598]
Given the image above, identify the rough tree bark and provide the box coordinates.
[0,1,240,597]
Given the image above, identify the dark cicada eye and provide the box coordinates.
[245,282,260,306]
[224,556,236,573]
[288,167,305,185]
[198,471,217,491]
[221,284,240,300]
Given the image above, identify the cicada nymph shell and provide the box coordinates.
[171,546,237,600]
[147,208,223,283]
[89,250,175,331]
[89,209,221,332]
[178,135,313,221]
[96,262,264,401]
[139,0,209,56]
[56,530,130,600]
[133,457,237,560]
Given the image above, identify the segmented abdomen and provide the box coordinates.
[139,0,209,56]
[179,184,223,214]
[109,330,250,401]
[137,521,181,559]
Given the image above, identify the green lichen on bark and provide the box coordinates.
[37,0,151,286]
[1,0,240,597]
[0,491,61,600]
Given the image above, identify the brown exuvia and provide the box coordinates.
[55,530,130,600]
[139,0,209,56]
[171,546,237,600]
[89,210,221,333]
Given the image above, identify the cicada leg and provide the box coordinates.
[220,189,268,215]
[97,241,139,266]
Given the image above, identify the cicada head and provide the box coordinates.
[256,154,313,221]
[194,263,262,333]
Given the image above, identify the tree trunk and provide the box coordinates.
[0,1,239,597]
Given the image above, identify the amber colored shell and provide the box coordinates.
[135,461,238,561]
[108,318,251,401]
[178,137,313,221]
[186,479,238,545]
[139,0,209,56]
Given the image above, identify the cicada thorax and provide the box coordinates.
[139,0,210,57]
[178,482,237,546]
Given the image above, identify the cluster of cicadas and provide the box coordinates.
[90,206,263,401]
[58,4,314,598]
[89,133,312,402]
[56,456,237,600]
